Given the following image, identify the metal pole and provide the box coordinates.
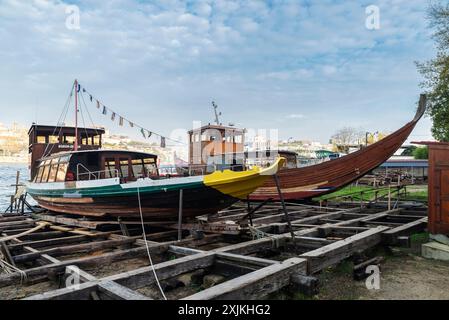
[74,79,79,151]
[273,174,295,241]
[178,189,183,241]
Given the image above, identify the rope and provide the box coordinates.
[136,187,167,300]
[248,225,280,249]
[0,251,27,283]
[0,222,49,243]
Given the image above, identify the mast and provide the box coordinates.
[74,79,79,151]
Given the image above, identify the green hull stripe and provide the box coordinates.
[27,181,206,198]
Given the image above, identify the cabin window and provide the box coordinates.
[64,136,76,144]
[34,166,44,183]
[49,135,59,144]
[104,158,117,178]
[93,135,101,145]
[48,162,58,182]
[119,159,130,178]
[41,163,51,183]
[131,159,144,178]
[56,163,68,182]
[143,158,157,176]
[37,136,46,144]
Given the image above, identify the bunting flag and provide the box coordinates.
[78,82,186,147]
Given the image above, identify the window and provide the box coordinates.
[131,159,144,178]
[37,136,46,144]
[144,158,157,176]
[119,159,129,178]
[64,136,76,144]
[48,161,58,182]
[104,158,116,178]
[56,163,68,182]
[93,135,101,145]
[34,166,44,183]
[41,164,51,183]
[49,135,59,144]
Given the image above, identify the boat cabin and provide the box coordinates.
[32,150,159,184]
[28,124,105,179]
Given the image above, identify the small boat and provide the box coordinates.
[26,150,284,219]
[249,94,427,201]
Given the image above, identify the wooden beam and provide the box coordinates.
[300,226,389,274]
[382,217,428,245]
[183,258,307,300]
[98,281,152,300]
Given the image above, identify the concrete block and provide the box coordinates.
[422,242,449,262]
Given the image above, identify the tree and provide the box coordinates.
[417,1,449,141]
[413,146,429,160]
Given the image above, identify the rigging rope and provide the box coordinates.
[136,187,167,300]
[79,85,186,146]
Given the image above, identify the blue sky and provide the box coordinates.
[0,0,436,143]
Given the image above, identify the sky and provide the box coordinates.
[0,0,437,144]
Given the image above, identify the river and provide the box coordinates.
[0,163,32,212]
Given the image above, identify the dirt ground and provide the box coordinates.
[316,250,449,300]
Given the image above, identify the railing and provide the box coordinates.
[76,163,118,181]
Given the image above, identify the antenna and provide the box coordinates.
[212,101,222,125]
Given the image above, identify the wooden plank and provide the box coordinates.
[26,252,216,300]
[0,244,167,288]
[98,281,152,300]
[300,226,389,274]
[183,258,307,300]
[12,237,138,263]
[382,217,428,245]
[7,233,110,251]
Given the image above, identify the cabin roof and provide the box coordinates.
[39,149,158,161]
[28,124,105,136]
[188,124,245,134]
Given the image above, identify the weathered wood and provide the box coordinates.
[7,233,110,251]
[26,252,216,299]
[98,281,152,300]
[12,237,138,263]
[289,274,320,296]
[382,217,428,245]
[183,258,307,300]
[300,226,389,274]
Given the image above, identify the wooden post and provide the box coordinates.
[388,185,391,211]
[178,189,183,241]
[273,174,295,241]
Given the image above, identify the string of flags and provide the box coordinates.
[75,82,185,147]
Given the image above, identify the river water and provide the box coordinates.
[0,163,32,212]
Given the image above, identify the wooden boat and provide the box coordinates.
[26,150,284,219]
[249,95,427,201]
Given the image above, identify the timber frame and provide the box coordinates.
[0,202,427,300]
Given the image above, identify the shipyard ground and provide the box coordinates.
[293,248,449,300]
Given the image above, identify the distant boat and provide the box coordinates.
[249,94,427,201]
[26,150,284,219]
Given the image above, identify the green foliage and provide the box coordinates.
[417,2,449,141]
[413,146,429,159]
[401,145,417,156]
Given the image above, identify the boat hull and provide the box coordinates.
[27,158,285,219]
[249,95,427,201]
[32,185,237,219]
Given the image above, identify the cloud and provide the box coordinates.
[0,0,434,143]
[287,114,306,119]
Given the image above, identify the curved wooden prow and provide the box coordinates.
[250,94,428,201]
[413,94,427,122]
